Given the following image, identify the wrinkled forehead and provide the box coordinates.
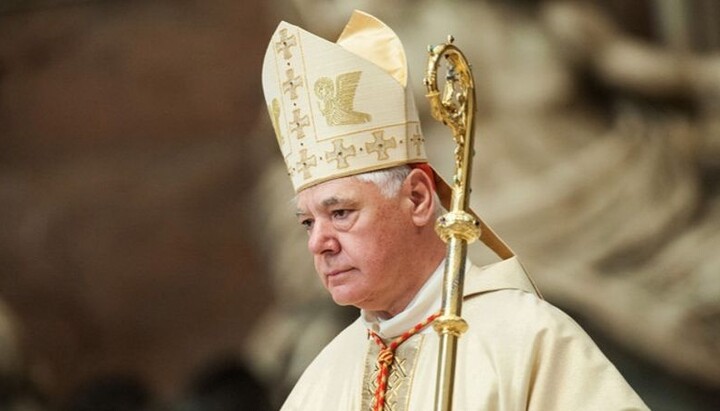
[294,175,374,212]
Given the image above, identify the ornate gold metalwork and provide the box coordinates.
[432,314,468,337]
[424,35,480,411]
[435,211,480,243]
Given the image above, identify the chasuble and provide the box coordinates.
[281,257,649,411]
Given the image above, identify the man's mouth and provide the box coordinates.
[327,268,352,277]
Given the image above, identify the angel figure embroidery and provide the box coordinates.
[314,71,372,126]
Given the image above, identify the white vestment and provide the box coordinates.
[281,257,649,410]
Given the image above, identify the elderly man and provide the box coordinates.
[261,9,649,411]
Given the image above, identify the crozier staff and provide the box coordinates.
[261,9,649,411]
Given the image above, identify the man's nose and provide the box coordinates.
[308,219,340,255]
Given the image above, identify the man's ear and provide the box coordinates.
[405,168,436,227]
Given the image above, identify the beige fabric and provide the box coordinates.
[261,10,426,192]
[281,258,649,410]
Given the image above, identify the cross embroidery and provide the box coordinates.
[326,139,356,169]
[296,149,317,180]
[289,109,310,139]
[409,126,424,156]
[386,355,411,405]
[365,130,397,161]
[274,28,297,60]
[283,68,303,100]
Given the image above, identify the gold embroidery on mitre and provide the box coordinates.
[262,13,432,193]
[268,98,284,145]
[289,108,311,140]
[325,138,357,169]
[283,68,303,100]
[366,130,397,161]
[361,335,423,411]
[274,28,298,60]
[409,125,424,156]
[314,71,372,126]
[296,149,317,180]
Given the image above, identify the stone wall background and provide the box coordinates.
[0,0,718,410]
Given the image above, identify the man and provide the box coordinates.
[261,9,649,411]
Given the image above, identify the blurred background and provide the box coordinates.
[1,0,718,410]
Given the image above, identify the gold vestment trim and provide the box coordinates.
[361,334,425,411]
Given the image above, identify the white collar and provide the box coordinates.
[361,259,446,339]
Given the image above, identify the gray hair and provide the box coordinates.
[356,166,445,218]
[354,165,412,198]
[290,165,412,207]
[292,165,444,218]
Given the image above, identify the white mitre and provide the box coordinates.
[261,10,427,192]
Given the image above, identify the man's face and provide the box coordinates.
[295,175,416,313]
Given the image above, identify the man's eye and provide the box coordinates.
[300,219,313,229]
[332,209,349,219]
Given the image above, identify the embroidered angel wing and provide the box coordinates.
[314,71,371,126]
[335,71,363,111]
